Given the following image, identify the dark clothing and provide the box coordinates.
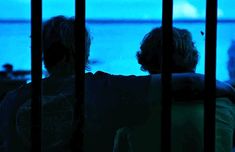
[0,80,26,101]
[225,79,235,148]
[0,71,150,152]
[0,71,235,152]
[84,71,150,152]
[0,72,77,152]
[112,75,235,152]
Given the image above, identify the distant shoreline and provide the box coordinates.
[1,19,235,24]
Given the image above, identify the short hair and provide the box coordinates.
[136,27,199,74]
[42,15,91,73]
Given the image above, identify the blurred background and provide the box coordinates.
[0,0,234,81]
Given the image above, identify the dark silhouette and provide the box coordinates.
[3,64,13,78]
[136,27,199,74]
[113,27,235,152]
[0,15,91,152]
[0,64,13,80]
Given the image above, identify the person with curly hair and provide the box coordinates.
[136,27,199,74]
[113,27,235,152]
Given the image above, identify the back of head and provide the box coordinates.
[136,27,199,74]
[42,15,91,75]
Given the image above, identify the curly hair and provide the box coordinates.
[42,15,91,74]
[136,27,199,74]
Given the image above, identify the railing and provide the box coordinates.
[29,0,217,151]
[204,0,217,151]
[73,0,86,151]
[161,0,173,152]
[31,0,42,152]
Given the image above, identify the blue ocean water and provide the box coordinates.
[0,21,235,81]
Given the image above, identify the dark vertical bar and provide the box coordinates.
[73,0,85,151]
[31,0,42,152]
[204,0,217,151]
[161,0,173,152]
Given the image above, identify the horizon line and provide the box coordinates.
[1,18,235,24]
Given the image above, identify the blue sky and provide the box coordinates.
[0,0,234,20]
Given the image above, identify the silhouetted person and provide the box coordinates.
[113,27,235,152]
[0,15,91,152]
[3,64,13,79]
[0,64,13,80]
[136,27,198,74]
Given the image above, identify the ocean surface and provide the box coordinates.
[0,21,235,81]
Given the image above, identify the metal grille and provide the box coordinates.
[29,0,218,151]
[31,0,42,152]
[73,0,86,151]
[161,0,173,152]
[204,0,217,151]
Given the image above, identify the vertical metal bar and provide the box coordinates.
[204,0,217,151]
[31,0,42,151]
[161,0,173,152]
[73,0,85,151]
